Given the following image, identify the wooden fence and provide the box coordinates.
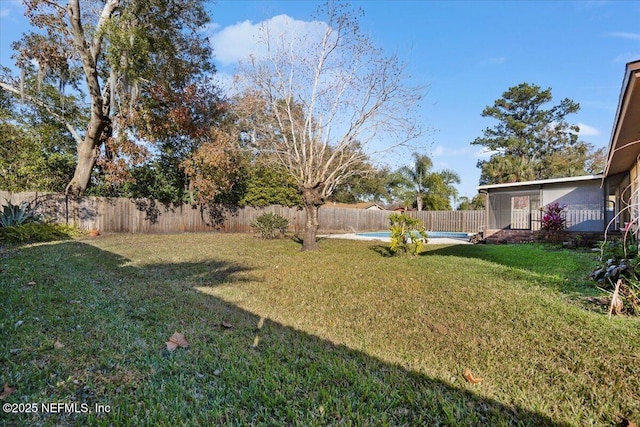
[0,191,485,234]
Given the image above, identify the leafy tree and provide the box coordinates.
[539,142,590,179]
[0,0,217,197]
[585,145,608,175]
[119,161,187,203]
[235,2,422,250]
[457,194,485,211]
[0,81,75,191]
[479,155,535,185]
[383,169,415,208]
[473,83,581,185]
[539,141,607,179]
[456,196,473,211]
[330,167,392,205]
[104,84,230,204]
[182,128,247,206]
[423,169,460,210]
[240,162,302,208]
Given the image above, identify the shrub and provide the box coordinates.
[0,200,39,227]
[251,212,289,239]
[0,222,82,243]
[598,239,638,261]
[590,240,640,316]
[540,202,567,243]
[388,213,428,256]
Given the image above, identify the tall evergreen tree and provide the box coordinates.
[472,83,582,185]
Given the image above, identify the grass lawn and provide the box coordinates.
[1,234,638,426]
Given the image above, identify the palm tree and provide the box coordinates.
[394,153,461,211]
[423,168,460,210]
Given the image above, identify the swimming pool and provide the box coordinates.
[357,231,470,239]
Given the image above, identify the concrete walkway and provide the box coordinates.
[321,233,471,245]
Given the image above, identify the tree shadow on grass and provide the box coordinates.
[369,243,394,257]
[289,234,332,243]
[2,241,575,426]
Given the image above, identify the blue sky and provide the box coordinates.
[2,1,640,201]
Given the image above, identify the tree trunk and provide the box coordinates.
[65,0,113,197]
[65,115,107,197]
[302,203,320,251]
[65,139,99,197]
[301,186,323,251]
[416,191,423,211]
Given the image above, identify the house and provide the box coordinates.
[477,175,606,243]
[477,59,640,243]
[603,60,640,233]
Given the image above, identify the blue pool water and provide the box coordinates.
[357,231,470,239]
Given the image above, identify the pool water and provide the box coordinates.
[357,231,470,239]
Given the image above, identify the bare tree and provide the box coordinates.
[235,2,423,250]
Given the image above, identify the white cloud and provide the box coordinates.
[474,148,498,159]
[210,19,260,66]
[431,145,478,158]
[210,14,329,67]
[577,123,600,137]
[608,32,640,41]
[203,22,220,32]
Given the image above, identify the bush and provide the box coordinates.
[0,222,82,243]
[590,239,640,316]
[0,200,39,227]
[598,239,638,261]
[540,202,567,243]
[251,212,289,239]
[388,213,428,256]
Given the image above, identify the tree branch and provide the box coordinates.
[67,0,105,121]
[0,81,83,145]
[39,0,67,13]
[92,0,120,63]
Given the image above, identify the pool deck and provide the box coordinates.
[321,233,471,245]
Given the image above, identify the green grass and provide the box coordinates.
[1,234,638,426]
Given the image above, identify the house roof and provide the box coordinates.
[604,60,640,178]
[476,174,603,191]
